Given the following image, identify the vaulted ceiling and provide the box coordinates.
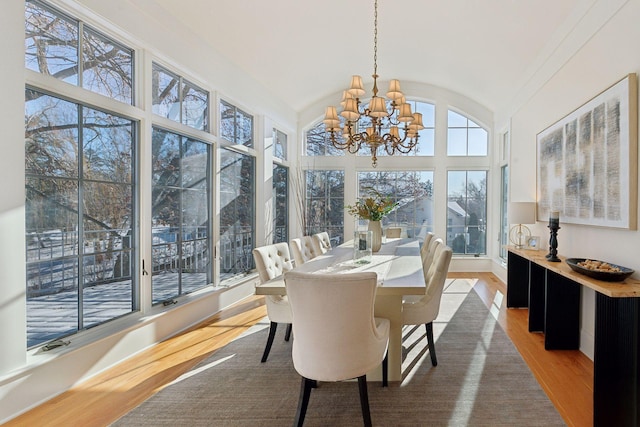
[149,0,586,114]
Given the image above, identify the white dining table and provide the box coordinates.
[255,238,425,382]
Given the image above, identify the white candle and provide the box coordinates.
[550,211,560,220]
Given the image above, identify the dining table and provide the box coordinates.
[254,237,426,382]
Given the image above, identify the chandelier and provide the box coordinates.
[323,0,424,168]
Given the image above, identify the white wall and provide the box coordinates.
[0,0,28,376]
[508,0,640,359]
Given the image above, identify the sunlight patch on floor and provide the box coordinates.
[450,294,498,425]
[168,354,236,386]
[401,278,476,384]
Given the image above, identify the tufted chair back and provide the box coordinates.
[420,232,435,259]
[311,232,332,255]
[422,236,442,270]
[252,242,294,283]
[402,242,452,366]
[284,270,389,426]
[290,236,318,266]
[252,242,295,362]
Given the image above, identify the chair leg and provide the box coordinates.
[293,377,313,427]
[382,352,388,387]
[285,323,292,342]
[357,375,372,427]
[425,322,437,366]
[261,321,278,363]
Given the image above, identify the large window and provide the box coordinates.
[220,149,255,279]
[25,0,133,104]
[151,128,211,304]
[500,165,509,260]
[152,63,209,132]
[273,164,289,244]
[357,171,434,238]
[305,170,344,245]
[447,170,487,255]
[447,110,488,156]
[25,89,137,347]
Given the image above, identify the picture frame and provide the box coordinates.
[527,236,540,250]
[536,73,638,229]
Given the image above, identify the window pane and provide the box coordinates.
[305,170,344,244]
[447,129,467,156]
[25,0,79,85]
[25,90,78,177]
[220,100,253,147]
[182,79,208,131]
[25,89,136,348]
[274,128,287,160]
[220,149,255,279]
[25,1,134,104]
[82,27,133,104]
[468,128,488,156]
[273,164,288,243]
[357,171,434,239]
[500,165,509,259]
[416,128,435,156]
[83,107,133,183]
[415,102,435,127]
[152,64,180,122]
[447,110,488,157]
[411,101,435,157]
[305,122,346,156]
[448,110,467,127]
[447,170,487,255]
[151,128,211,303]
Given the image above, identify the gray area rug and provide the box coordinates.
[112,281,565,426]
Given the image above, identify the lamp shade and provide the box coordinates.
[508,202,536,224]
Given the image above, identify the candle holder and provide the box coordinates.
[546,218,561,262]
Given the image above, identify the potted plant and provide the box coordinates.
[346,188,398,252]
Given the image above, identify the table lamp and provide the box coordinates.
[508,202,536,248]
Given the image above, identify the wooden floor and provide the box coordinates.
[6,272,593,427]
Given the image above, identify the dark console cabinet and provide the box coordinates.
[507,247,640,427]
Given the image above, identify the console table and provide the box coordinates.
[507,247,640,427]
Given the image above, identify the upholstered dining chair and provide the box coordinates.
[402,242,452,366]
[385,227,402,238]
[311,231,332,255]
[252,242,294,363]
[284,271,389,427]
[290,236,319,266]
[421,236,443,271]
[420,232,435,260]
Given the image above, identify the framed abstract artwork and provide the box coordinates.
[536,73,638,229]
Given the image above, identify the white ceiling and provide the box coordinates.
[149,0,586,113]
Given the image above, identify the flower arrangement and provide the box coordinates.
[346,188,398,221]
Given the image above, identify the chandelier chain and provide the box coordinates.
[322,0,424,167]
[373,0,378,77]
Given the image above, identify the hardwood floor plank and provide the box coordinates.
[5,273,593,427]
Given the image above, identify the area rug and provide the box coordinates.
[112,280,565,426]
